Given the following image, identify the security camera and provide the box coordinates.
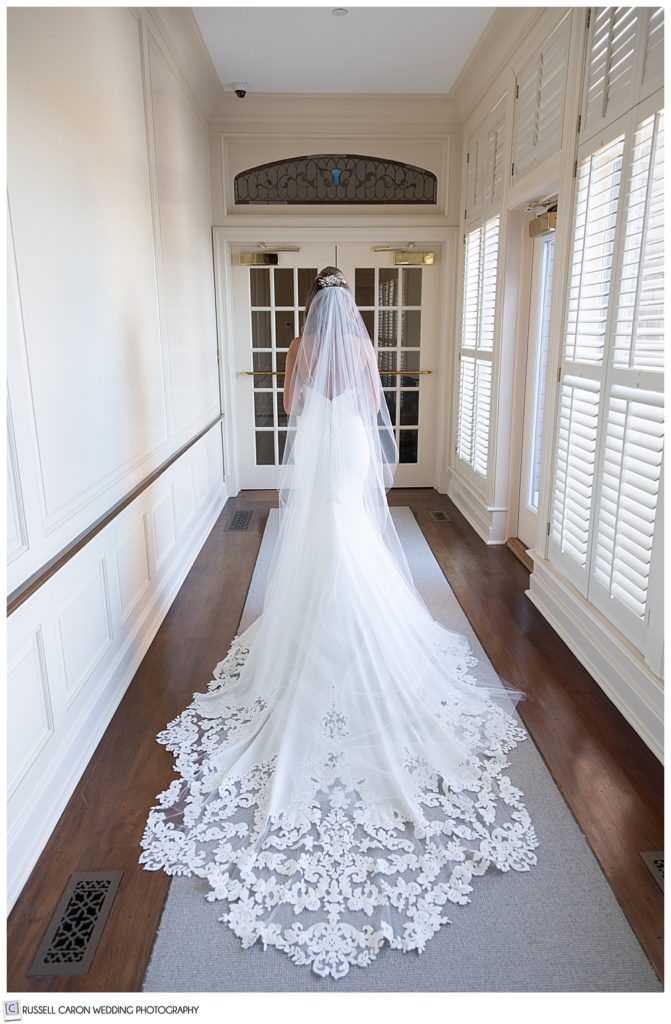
[233,82,249,99]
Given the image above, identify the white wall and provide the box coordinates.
[6,7,226,908]
[7,7,222,588]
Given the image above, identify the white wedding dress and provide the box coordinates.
[139,283,538,979]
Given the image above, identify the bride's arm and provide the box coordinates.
[283,336,302,414]
[363,342,382,413]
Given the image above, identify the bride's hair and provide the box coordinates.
[303,266,350,321]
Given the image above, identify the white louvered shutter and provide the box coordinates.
[591,387,664,643]
[589,110,664,646]
[550,104,664,649]
[550,377,601,588]
[466,98,506,222]
[465,126,485,223]
[513,15,571,181]
[642,7,664,94]
[582,7,664,142]
[484,101,506,211]
[456,216,500,485]
[549,132,625,591]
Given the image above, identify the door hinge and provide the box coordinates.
[557,366,562,383]
[573,158,578,178]
[646,606,652,626]
[466,151,470,164]
[586,9,591,29]
[515,83,519,100]
[577,113,582,133]
[546,521,551,536]
[511,161,515,177]
[464,210,467,222]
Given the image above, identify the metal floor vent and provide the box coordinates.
[640,851,664,891]
[429,510,451,522]
[28,870,123,976]
[226,510,254,531]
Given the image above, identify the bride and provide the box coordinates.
[139,267,539,979]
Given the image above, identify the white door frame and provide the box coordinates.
[212,224,458,497]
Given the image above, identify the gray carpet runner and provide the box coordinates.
[142,507,661,992]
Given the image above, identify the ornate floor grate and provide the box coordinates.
[28,870,123,976]
[428,510,451,522]
[226,510,254,531]
[640,851,664,891]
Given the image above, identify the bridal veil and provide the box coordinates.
[139,268,538,978]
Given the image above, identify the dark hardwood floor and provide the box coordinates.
[7,489,663,991]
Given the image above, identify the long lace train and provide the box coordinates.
[139,298,539,977]
[139,560,539,978]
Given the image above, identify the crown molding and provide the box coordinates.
[212,124,460,141]
[209,91,461,128]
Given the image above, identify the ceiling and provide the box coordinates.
[191,6,495,95]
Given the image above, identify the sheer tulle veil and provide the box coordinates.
[263,270,525,711]
[263,271,417,614]
[138,267,538,980]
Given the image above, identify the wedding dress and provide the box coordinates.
[139,272,539,979]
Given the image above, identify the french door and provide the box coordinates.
[231,245,335,488]
[337,244,439,487]
[231,242,439,488]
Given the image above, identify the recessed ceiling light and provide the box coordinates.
[331,8,349,16]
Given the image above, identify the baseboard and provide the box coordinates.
[7,485,227,913]
[527,556,664,762]
[446,469,507,544]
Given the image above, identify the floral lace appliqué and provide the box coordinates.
[139,635,539,979]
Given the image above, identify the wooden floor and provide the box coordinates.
[7,489,664,991]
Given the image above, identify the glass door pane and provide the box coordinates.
[518,230,556,546]
[232,246,337,488]
[353,265,423,465]
[340,246,439,487]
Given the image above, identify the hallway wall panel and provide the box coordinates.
[146,37,220,438]
[7,423,225,912]
[7,7,220,592]
[6,7,226,908]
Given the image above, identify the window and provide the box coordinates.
[465,97,506,223]
[456,216,500,483]
[234,155,437,205]
[528,234,555,510]
[549,107,664,651]
[582,7,664,143]
[513,14,571,181]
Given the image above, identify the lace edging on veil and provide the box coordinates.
[139,630,539,979]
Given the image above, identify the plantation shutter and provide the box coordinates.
[642,7,664,95]
[589,110,664,646]
[513,15,571,181]
[582,7,664,143]
[466,99,507,222]
[456,216,500,485]
[465,127,485,224]
[550,105,664,649]
[485,101,506,211]
[549,131,624,591]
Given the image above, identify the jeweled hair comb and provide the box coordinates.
[318,273,347,288]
